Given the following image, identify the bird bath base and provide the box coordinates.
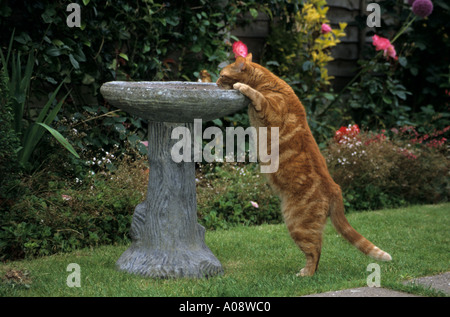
[100,82,250,278]
[116,121,223,278]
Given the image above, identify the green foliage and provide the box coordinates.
[0,1,260,95]
[324,129,449,212]
[344,0,450,134]
[1,0,448,263]
[346,58,412,129]
[0,155,148,261]
[55,104,148,182]
[0,34,79,171]
[373,0,450,131]
[262,0,346,143]
[197,163,282,230]
[0,69,21,200]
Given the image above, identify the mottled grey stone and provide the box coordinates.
[100,81,250,123]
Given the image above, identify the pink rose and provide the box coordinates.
[385,44,397,60]
[372,35,397,60]
[321,23,332,34]
[232,41,248,58]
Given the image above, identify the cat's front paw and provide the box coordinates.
[233,82,249,92]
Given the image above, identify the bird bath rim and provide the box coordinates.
[100,81,250,123]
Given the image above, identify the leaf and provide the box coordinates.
[382,95,392,104]
[41,8,56,23]
[420,105,435,115]
[46,47,62,57]
[82,73,95,85]
[118,53,129,61]
[82,0,90,5]
[322,93,335,101]
[14,32,32,44]
[45,76,58,85]
[114,123,126,134]
[191,45,202,53]
[69,54,79,69]
[36,123,80,158]
[249,8,259,18]
[398,56,407,67]
[302,61,313,71]
[51,39,64,47]
[395,91,407,100]
[212,119,223,127]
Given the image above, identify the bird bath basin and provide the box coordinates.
[100,81,250,278]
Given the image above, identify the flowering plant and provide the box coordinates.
[372,35,397,60]
[232,41,248,58]
[320,23,332,34]
[334,124,360,144]
[411,0,434,18]
[325,126,448,211]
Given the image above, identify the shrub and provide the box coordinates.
[0,69,22,201]
[196,163,282,229]
[54,104,148,182]
[0,154,148,261]
[375,0,450,131]
[0,1,262,100]
[345,58,413,129]
[262,0,347,143]
[324,126,449,211]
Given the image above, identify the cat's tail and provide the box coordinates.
[329,190,392,262]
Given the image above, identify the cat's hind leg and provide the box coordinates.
[284,201,328,277]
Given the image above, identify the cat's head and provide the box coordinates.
[216,53,253,89]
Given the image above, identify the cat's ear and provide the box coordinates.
[246,53,253,63]
[235,56,247,71]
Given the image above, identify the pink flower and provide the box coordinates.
[140,141,149,148]
[321,23,332,34]
[232,41,248,58]
[372,35,397,60]
[250,201,259,208]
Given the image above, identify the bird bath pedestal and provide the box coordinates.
[100,81,249,278]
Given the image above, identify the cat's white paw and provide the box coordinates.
[296,268,314,277]
[233,82,245,90]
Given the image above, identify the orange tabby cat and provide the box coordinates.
[217,53,392,276]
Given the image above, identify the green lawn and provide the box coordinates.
[1,203,449,297]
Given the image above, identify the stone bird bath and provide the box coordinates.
[100,81,250,278]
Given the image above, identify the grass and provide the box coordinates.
[1,203,449,297]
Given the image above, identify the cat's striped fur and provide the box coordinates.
[217,54,392,276]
